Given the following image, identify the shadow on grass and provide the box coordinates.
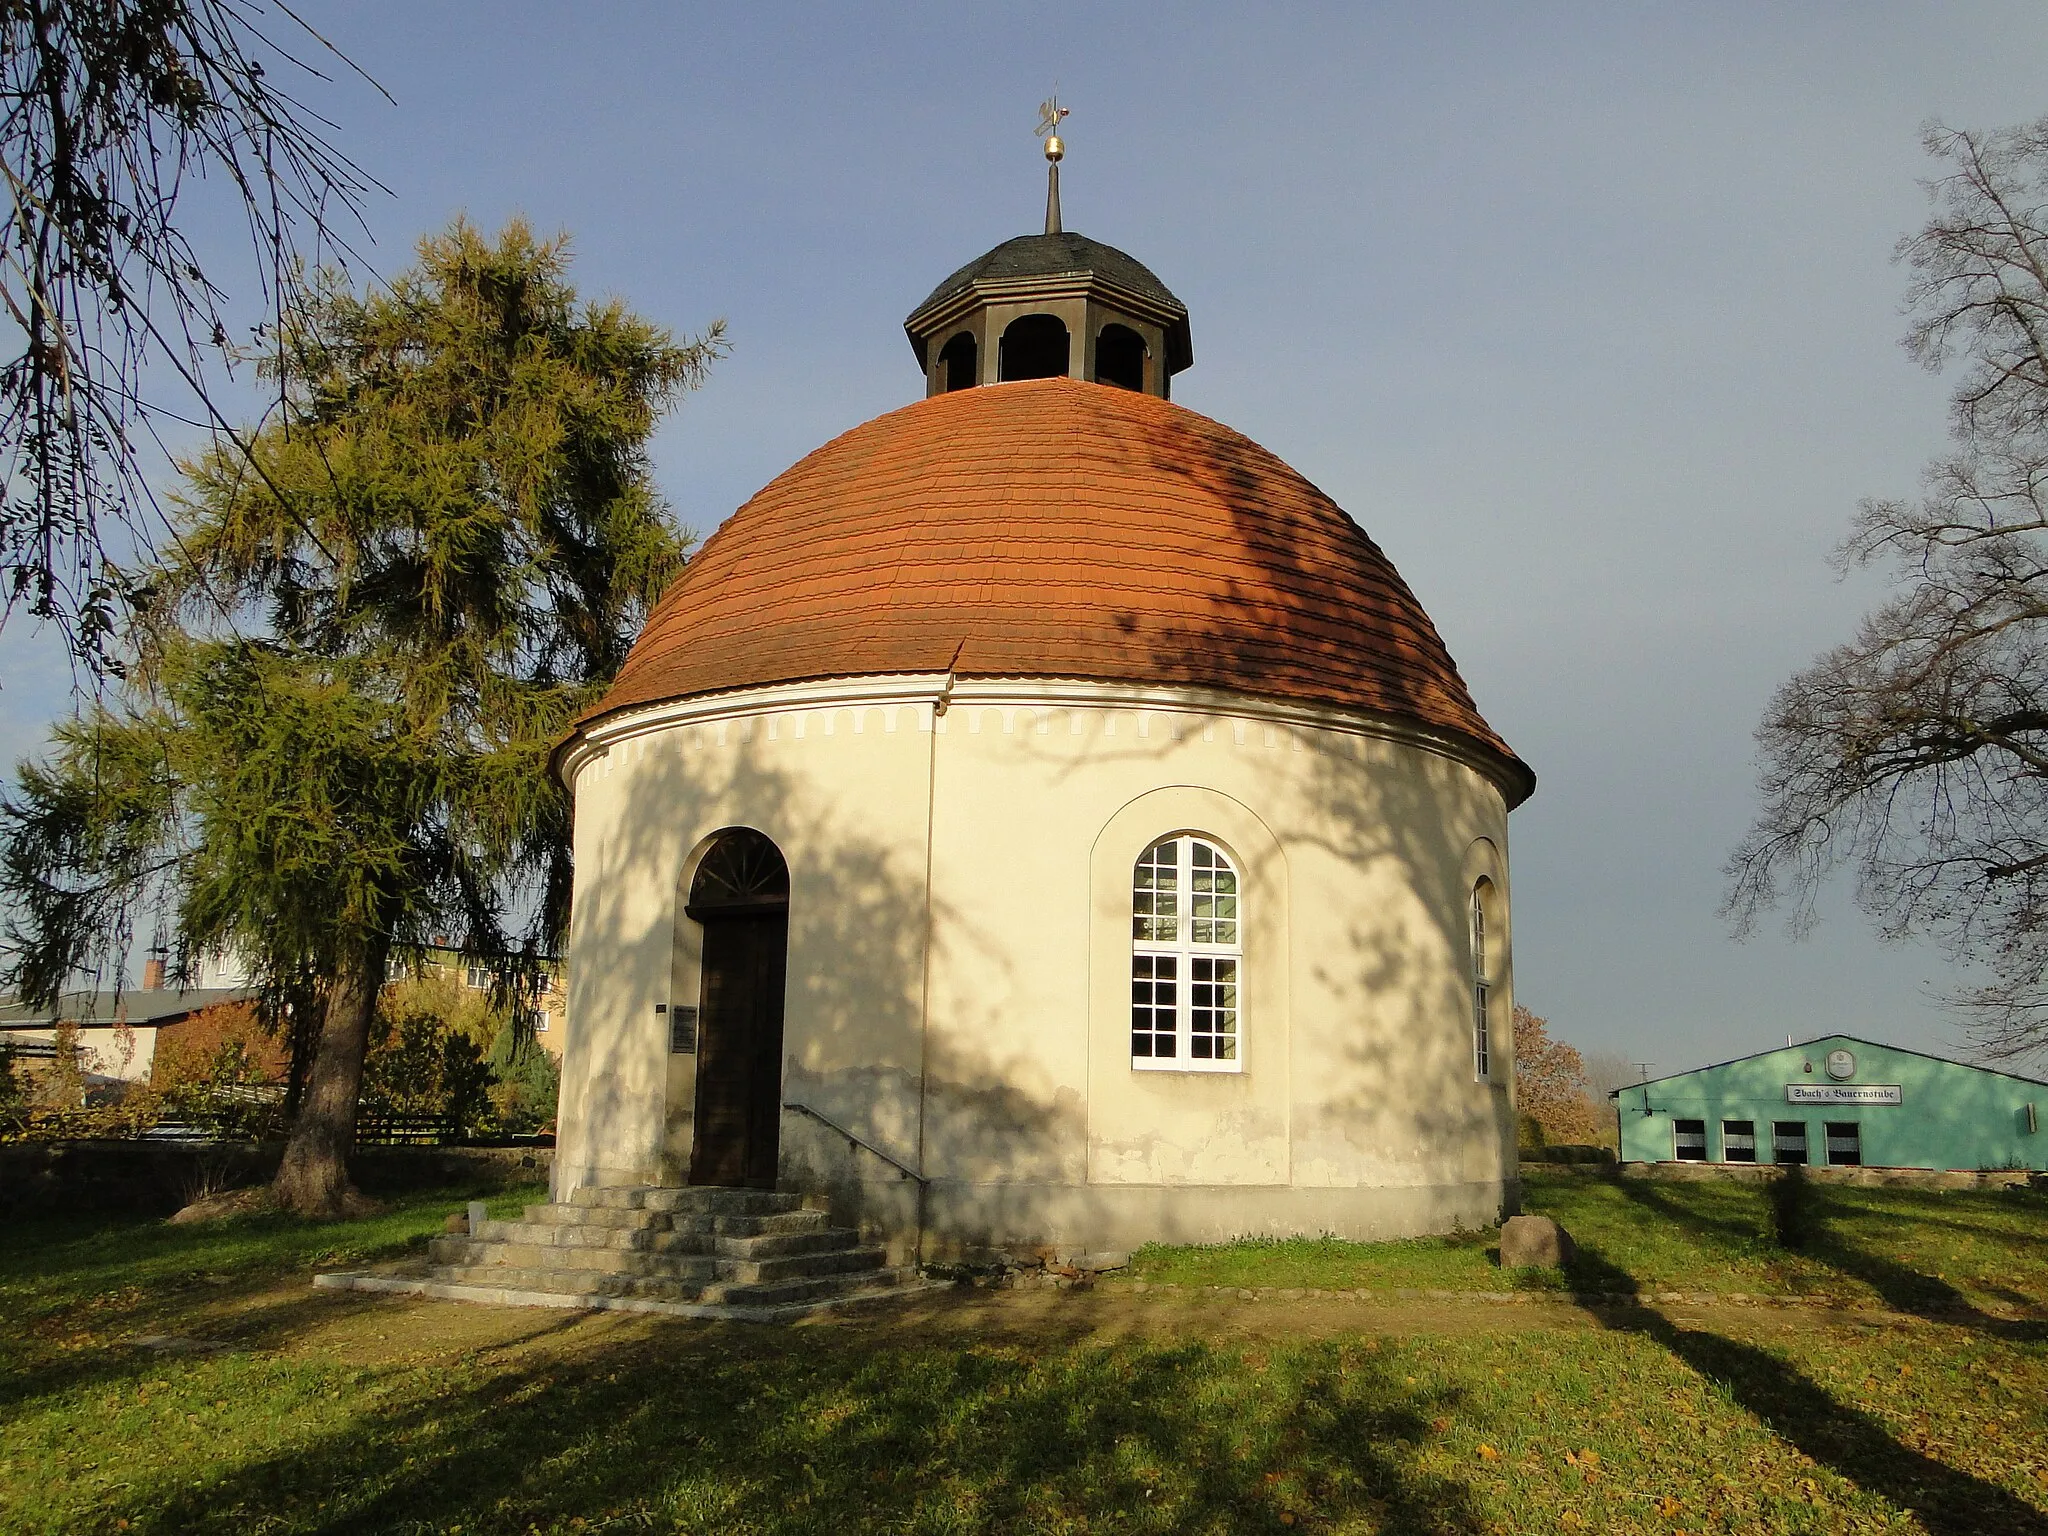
[1756,1169,2048,1339]
[9,1202,1499,1534]
[1592,1167,1776,1251]
[110,1312,1490,1536]
[0,1186,538,1418]
[1564,1245,2048,1536]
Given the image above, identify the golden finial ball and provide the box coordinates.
[1044,135,1065,163]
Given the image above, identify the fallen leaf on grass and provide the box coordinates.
[1476,1444,1501,1462]
[1656,1495,1682,1518]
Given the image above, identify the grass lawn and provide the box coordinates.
[1117,1169,2048,1314]
[0,1175,2042,1535]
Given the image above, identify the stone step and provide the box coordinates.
[426,1234,885,1288]
[717,1228,861,1261]
[730,1246,886,1285]
[646,1226,854,1260]
[480,1220,663,1251]
[668,1209,829,1239]
[433,1264,705,1302]
[424,1262,921,1312]
[433,1238,728,1281]
[695,1266,912,1308]
[561,1185,804,1217]
[522,1203,667,1231]
[640,1187,804,1217]
[565,1186,650,1210]
[470,1217,851,1260]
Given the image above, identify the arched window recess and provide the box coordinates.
[1131,833,1242,1072]
[938,330,977,392]
[1095,323,1146,391]
[999,313,1070,381]
[1470,879,1495,1081]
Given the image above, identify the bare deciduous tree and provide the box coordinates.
[1727,117,2048,1060]
[0,0,377,667]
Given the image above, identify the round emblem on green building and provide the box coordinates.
[1826,1048,1856,1081]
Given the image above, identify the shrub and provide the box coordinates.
[486,1023,560,1135]
[151,1002,287,1089]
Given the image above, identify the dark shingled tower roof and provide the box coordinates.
[908,232,1194,375]
[916,231,1185,315]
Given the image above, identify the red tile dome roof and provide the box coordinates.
[578,378,1531,805]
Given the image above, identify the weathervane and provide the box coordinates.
[1038,94,1069,235]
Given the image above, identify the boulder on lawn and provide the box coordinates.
[1071,1251,1130,1274]
[1499,1214,1575,1270]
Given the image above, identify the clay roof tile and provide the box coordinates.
[578,378,1531,805]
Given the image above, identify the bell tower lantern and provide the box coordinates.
[904,106,1193,400]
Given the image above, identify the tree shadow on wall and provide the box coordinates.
[1075,416,1525,1210]
[114,1313,1493,1535]
[579,728,1129,1239]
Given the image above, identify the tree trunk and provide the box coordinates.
[273,936,387,1216]
[280,978,325,1122]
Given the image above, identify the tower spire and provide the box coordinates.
[1037,95,1069,235]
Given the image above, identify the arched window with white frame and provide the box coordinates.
[1131,834,1242,1071]
[1470,879,1495,1080]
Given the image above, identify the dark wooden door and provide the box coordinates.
[690,910,789,1188]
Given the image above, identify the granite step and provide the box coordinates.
[667,1210,829,1239]
[640,1187,805,1217]
[714,1227,862,1261]
[428,1238,706,1278]
[433,1264,708,1302]
[565,1186,653,1211]
[645,1225,851,1260]
[521,1203,667,1231]
[728,1246,886,1284]
[695,1267,912,1308]
[424,1262,923,1311]
[402,1188,900,1318]
[477,1220,664,1250]
[432,1234,883,1286]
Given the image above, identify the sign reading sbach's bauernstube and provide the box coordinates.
[1785,1084,1902,1105]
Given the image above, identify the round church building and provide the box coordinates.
[550,214,1534,1264]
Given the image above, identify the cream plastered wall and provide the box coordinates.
[554,674,1518,1251]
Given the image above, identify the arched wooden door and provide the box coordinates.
[684,829,790,1189]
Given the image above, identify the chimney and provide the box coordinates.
[143,957,166,991]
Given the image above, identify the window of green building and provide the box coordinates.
[1825,1121,1862,1167]
[1674,1119,1706,1160]
[1722,1120,1756,1162]
[1772,1121,1808,1165]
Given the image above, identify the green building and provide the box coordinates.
[1613,1034,2046,1171]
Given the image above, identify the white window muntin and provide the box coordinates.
[1132,834,1243,1073]
[1470,883,1492,1080]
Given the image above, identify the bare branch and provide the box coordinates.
[0,0,382,672]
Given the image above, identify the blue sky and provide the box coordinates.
[7,3,2048,1073]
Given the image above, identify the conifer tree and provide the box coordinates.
[0,219,724,1213]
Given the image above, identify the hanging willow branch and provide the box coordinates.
[0,0,381,668]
